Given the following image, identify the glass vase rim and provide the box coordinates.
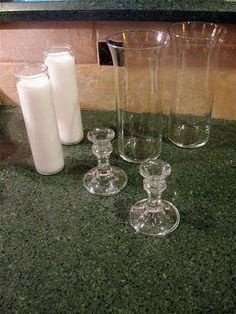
[169,21,227,41]
[44,44,73,56]
[15,62,48,80]
[106,29,170,50]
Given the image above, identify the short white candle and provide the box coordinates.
[16,63,64,175]
[45,46,84,145]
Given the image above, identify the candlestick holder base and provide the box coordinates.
[83,166,127,196]
[130,199,179,236]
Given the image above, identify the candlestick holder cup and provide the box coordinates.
[83,128,127,196]
[130,159,180,236]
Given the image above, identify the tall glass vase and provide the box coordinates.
[107,30,170,163]
[168,22,226,148]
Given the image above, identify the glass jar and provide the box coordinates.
[15,63,64,175]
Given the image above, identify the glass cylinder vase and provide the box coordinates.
[168,22,226,148]
[107,30,170,163]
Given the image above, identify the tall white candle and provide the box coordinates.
[44,46,84,145]
[16,63,64,175]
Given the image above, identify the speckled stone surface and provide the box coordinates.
[0,106,236,313]
[0,0,236,22]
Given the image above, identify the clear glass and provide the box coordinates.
[107,30,170,163]
[130,159,180,236]
[44,44,84,145]
[83,128,127,196]
[168,22,227,148]
[15,63,64,175]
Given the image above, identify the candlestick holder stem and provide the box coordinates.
[83,128,127,196]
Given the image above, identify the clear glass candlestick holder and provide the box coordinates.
[83,128,127,196]
[130,159,180,236]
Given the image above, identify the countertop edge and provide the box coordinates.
[1,2,236,23]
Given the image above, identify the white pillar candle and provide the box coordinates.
[16,63,64,175]
[44,45,84,145]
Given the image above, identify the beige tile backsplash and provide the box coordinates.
[0,21,235,120]
[0,21,96,63]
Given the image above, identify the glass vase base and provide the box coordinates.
[83,166,127,196]
[169,119,210,148]
[169,138,208,149]
[130,199,180,236]
[119,152,161,164]
[119,136,161,164]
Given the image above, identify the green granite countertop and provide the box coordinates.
[1,0,236,22]
[1,106,236,313]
